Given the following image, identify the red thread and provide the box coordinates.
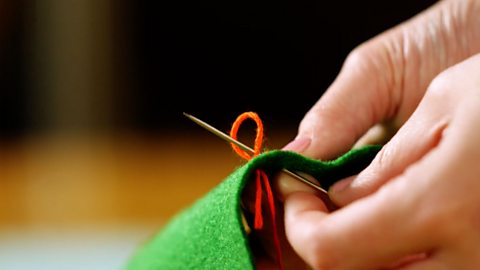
[254,171,264,229]
[230,111,264,159]
[230,112,283,270]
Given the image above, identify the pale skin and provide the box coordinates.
[273,0,480,268]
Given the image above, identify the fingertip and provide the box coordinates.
[274,172,320,202]
[299,127,358,161]
[283,192,331,266]
[293,107,353,160]
[282,137,311,153]
[284,192,329,224]
[328,176,355,206]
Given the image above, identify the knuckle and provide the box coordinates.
[343,44,375,71]
[344,40,402,118]
[373,145,395,172]
[426,70,454,98]
[344,39,399,80]
[424,69,461,109]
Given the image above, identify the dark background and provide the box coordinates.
[0,0,439,138]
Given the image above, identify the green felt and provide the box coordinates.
[125,146,381,270]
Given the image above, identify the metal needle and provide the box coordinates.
[183,112,329,195]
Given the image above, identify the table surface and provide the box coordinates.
[0,130,295,269]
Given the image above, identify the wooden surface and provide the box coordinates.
[0,130,295,228]
[0,130,295,269]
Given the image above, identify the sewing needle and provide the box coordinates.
[183,112,329,195]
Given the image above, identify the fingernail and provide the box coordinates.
[282,137,311,153]
[330,177,353,193]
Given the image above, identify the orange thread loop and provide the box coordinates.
[230,112,283,270]
[230,112,264,160]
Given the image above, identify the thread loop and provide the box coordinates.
[230,112,283,270]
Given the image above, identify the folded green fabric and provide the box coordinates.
[125,146,380,270]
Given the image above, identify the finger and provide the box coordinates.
[279,40,405,200]
[242,180,311,270]
[276,138,325,201]
[274,172,321,202]
[296,43,401,160]
[285,179,437,270]
[398,255,446,270]
[288,0,480,161]
[383,253,429,269]
[353,122,397,149]
[329,90,450,206]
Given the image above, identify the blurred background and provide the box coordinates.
[1,0,437,269]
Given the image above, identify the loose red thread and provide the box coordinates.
[230,112,283,270]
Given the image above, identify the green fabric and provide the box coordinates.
[125,146,380,270]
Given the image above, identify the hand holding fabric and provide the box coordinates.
[280,0,480,268]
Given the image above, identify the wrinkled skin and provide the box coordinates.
[250,0,480,269]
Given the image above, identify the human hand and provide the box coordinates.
[285,53,480,269]
[277,0,480,268]
[280,0,480,162]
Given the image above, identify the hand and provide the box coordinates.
[285,53,480,269]
[282,0,480,161]
[278,0,480,268]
